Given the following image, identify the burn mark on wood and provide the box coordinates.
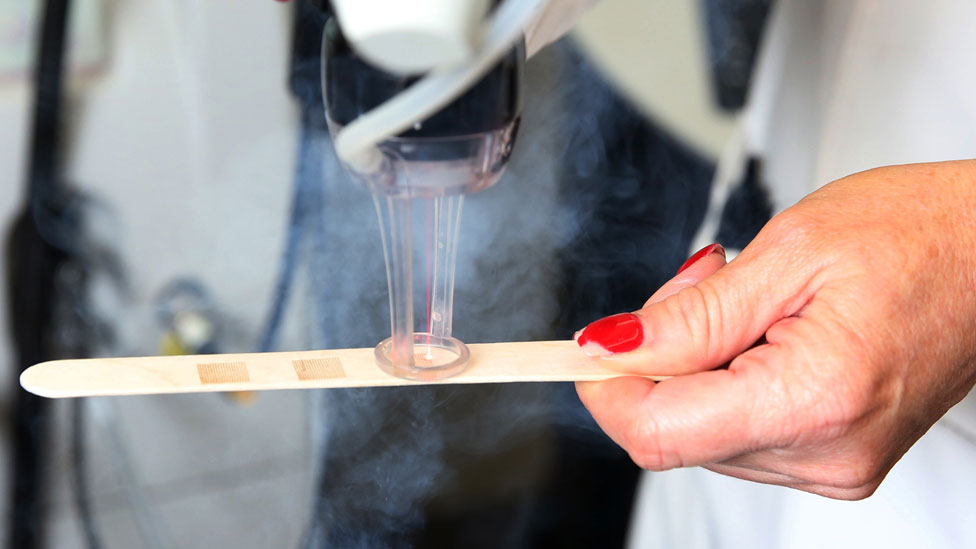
[292,358,346,380]
[197,362,250,384]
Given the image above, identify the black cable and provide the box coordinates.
[283,3,331,547]
[71,400,104,549]
[256,165,307,353]
[26,0,70,198]
[291,124,328,549]
[55,261,108,549]
[5,1,74,547]
[258,0,330,353]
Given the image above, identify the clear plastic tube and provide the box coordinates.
[372,192,470,380]
[322,0,524,380]
[428,194,463,338]
[334,124,516,380]
[372,194,416,369]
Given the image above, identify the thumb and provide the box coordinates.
[576,237,816,376]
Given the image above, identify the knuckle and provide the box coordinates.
[668,284,722,364]
[810,480,880,501]
[829,451,885,491]
[624,416,674,472]
[755,365,806,441]
[757,209,852,274]
[781,351,877,440]
[759,209,822,249]
[803,390,869,439]
[808,369,880,441]
[630,451,667,472]
[841,481,882,501]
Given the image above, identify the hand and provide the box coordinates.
[575,160,976,500]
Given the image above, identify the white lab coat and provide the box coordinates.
[630,1,976,547]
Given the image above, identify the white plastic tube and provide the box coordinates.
[331,0,547,172]
[330,0,490,75]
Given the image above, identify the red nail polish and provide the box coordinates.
[576,313,644,355]
[677,243,725,275]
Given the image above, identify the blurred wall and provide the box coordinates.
[0,1,298,542]
[1,0,298,359]
[574,0,735,157]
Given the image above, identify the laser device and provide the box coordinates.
[324,0,597,380]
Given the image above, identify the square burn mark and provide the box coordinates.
[292,358,346,380]
[197,362,250,384]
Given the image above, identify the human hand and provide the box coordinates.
[575,160,976,499]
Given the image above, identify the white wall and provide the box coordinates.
[1,0,299,362]
[0,2,300,541]
[574,0,735,158]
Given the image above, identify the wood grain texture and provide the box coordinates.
[20,341,662,399]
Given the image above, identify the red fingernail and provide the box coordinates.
[576,313,644,356]
[677,243,725,275]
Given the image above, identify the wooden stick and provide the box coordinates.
[20,340,660,399]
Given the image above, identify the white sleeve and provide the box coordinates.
[524,0,601,58]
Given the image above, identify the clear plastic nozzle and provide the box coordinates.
[427,194,463,339]
[371,190,469,380]
[322,16,523,381]
[341,125,516,381]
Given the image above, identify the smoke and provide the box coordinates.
[33,2,775,544]
[40,27,721,546]
[291,35,717,547]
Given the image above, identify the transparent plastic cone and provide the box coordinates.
[371,189,469,380]
[359,125,516,380]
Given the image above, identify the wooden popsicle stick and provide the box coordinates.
[20,340,663,399]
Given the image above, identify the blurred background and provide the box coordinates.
[0,0,769,546]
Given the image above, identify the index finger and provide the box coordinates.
[643,244,727,307]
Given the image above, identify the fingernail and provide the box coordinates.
[576,313,644,356]
[677,243,725,275]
